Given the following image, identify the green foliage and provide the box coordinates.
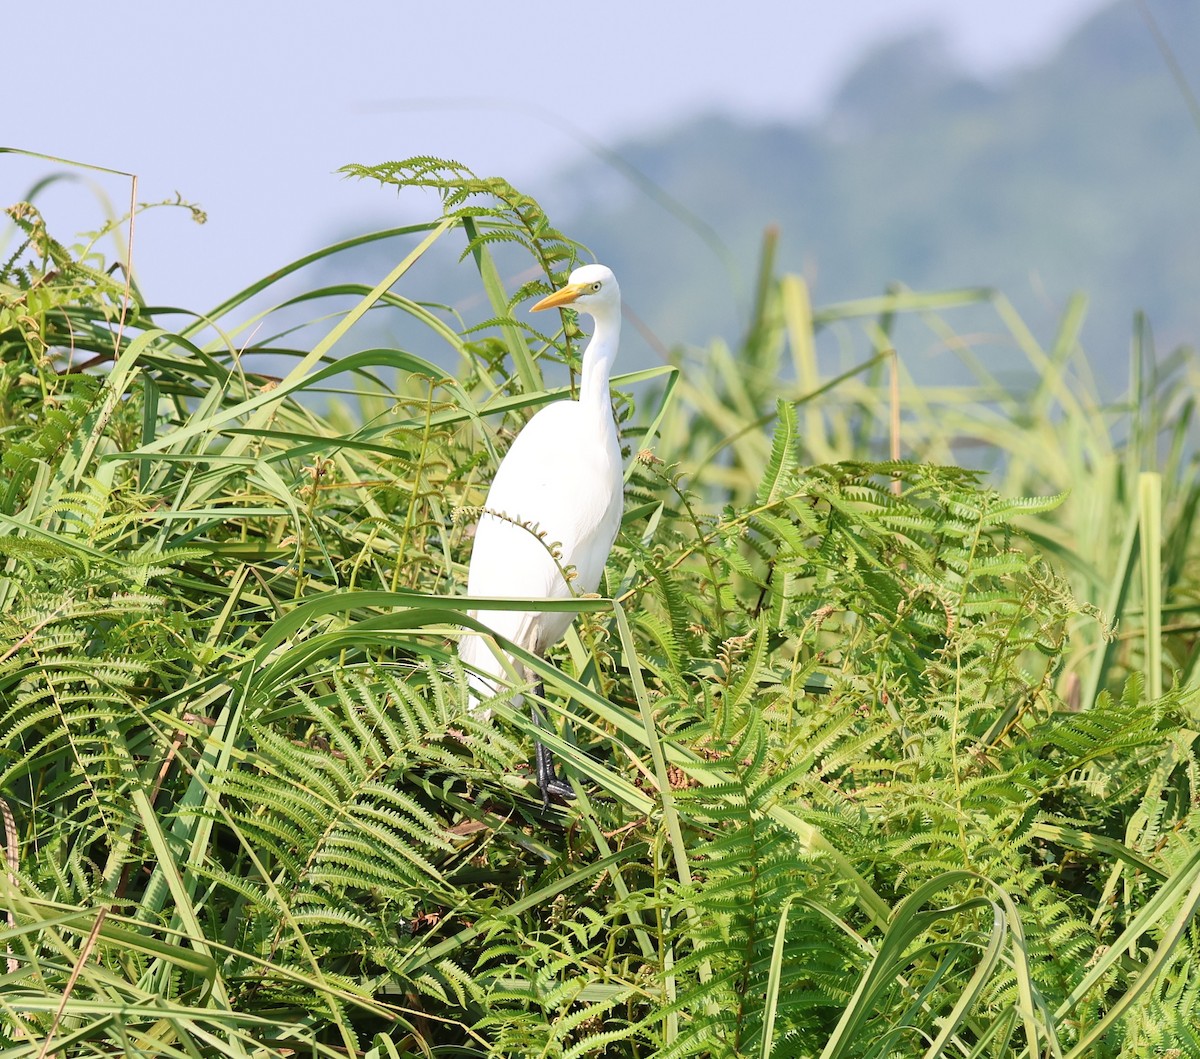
[3,155,1200,1059]
[340,157,582,293]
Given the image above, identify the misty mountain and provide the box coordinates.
[533,0,1200,378]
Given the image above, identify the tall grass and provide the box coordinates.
[2,155,1200,1057]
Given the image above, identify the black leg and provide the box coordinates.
[530,687,575,810]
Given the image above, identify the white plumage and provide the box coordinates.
[458,264,624,803]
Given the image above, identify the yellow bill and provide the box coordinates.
[530,283,587,312]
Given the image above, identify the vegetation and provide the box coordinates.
[2,154,1200,1058]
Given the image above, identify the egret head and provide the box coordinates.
[530,263,620,317]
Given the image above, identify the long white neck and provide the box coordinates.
[578,303,621,419]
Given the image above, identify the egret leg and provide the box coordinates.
[531,686,575,810]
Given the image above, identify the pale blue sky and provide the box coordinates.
[6,0,1107,310]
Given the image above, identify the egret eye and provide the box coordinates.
[591,281,602,292]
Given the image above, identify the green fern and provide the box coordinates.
[340,156,585,303]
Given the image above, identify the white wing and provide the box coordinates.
[459,399,623,704]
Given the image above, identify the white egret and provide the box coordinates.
[458,263,624,808]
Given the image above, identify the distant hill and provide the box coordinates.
[537,0,1200,378]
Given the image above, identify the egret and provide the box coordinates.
[458,263,624,809]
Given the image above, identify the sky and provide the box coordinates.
[4,0,1108,312]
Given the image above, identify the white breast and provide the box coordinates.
[460,398,623,701]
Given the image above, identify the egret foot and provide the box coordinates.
[535,741,576,810]
[531,695,575,811]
